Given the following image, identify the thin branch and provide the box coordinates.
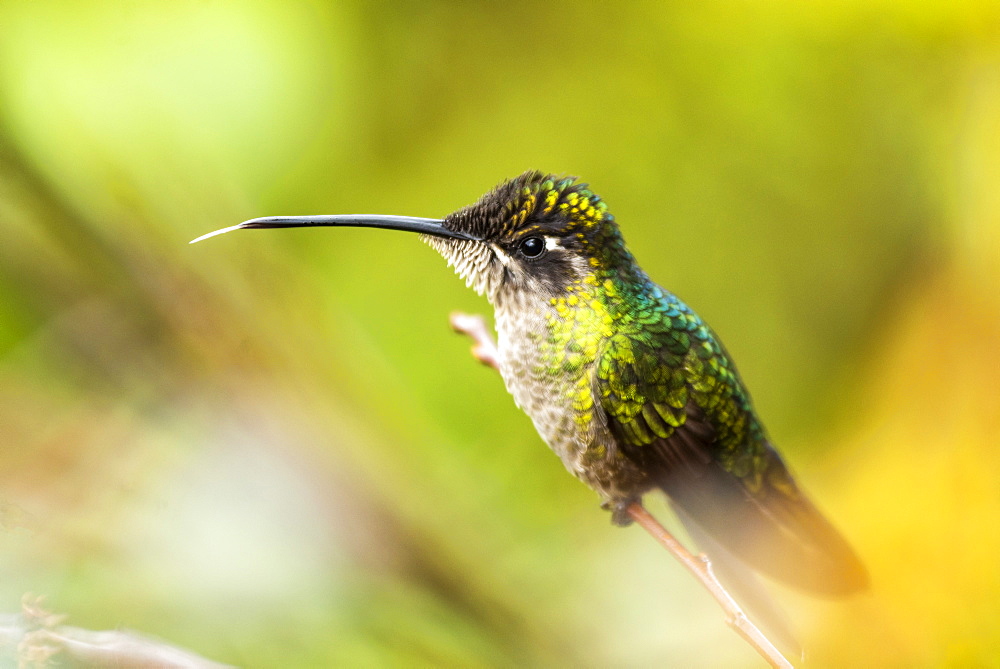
[450,312,500,369]
[6,594,233,669]
[450,311,793,669]
[625,503,792,668]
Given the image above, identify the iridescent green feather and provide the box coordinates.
[593,287,769,483]
[436,170,868,595]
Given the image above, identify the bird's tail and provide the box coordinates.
[672,503,803,660]
[659,441,869,597]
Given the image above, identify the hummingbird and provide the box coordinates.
[192,171,868,599]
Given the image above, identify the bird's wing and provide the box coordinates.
[595,331,868,595]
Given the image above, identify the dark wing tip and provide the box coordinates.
[659,440,869,597]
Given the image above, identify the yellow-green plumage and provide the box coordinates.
[432,171,867,597]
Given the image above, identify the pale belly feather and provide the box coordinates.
[492,300,647,504]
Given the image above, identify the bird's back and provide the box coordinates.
[596,283,869,595]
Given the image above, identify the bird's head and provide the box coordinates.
[428,171,636,305]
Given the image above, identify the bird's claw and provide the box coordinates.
[602,498,638,527]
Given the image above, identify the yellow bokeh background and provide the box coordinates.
[0,1,997,666]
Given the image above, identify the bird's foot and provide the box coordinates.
[602,498,638,527]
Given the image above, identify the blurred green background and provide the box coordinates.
[1,1,998,666]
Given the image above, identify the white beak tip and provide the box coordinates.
[189,224,244,244]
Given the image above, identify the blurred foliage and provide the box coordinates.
[0,0,997,666]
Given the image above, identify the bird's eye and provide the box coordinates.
[519,236,545,258]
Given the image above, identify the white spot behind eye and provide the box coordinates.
[545,237,561,251]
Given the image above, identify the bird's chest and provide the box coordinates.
[493,296,613,477]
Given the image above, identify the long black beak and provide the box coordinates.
[190,214,478,244]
